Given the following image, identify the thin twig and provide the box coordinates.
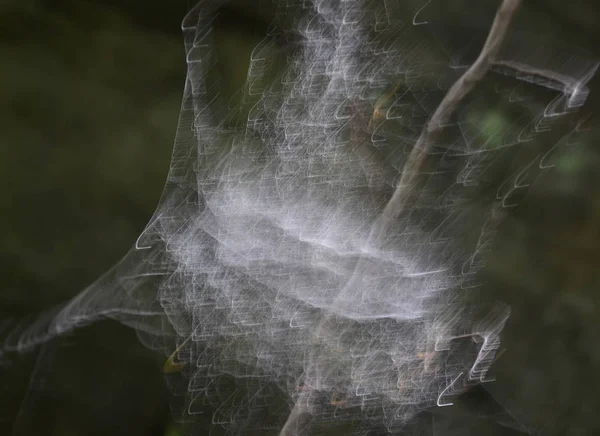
[373,0,523,242]
[492,60,578,93]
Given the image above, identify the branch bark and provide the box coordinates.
[372,0,523,243]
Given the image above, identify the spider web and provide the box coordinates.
[2,0,597,435]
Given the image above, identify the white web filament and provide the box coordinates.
[2,0,597,435]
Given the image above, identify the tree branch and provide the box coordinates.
[492,60,578,93]
[372,0,523,242]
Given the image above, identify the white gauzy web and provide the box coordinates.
[2,0,597,435]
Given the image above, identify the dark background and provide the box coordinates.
[1,1,600,435]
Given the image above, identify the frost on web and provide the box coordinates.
[2,0,598,435]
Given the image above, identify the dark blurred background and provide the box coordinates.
[1,0,599,435]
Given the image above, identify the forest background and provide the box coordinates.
[1,0,599,435]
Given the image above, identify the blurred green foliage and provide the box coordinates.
[164,424,183,436]
[0,0,185,310]
[0,1,187,435]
